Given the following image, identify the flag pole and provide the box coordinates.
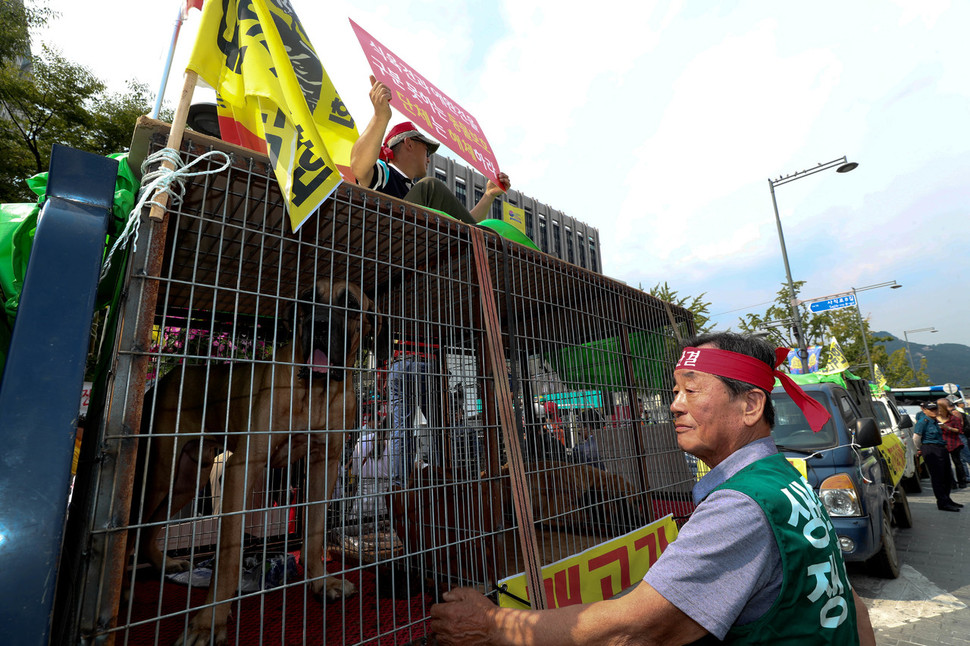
[148,69,198,222]
[151,4,187,119]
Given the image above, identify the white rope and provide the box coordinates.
[100,147,232,280]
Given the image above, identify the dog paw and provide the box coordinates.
[163,557,192,574]
[318,576,357,601]
[173,613,228,646]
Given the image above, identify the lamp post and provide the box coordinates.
[768,156,858,363]
[851,280,902,378]
[903,327,938,383]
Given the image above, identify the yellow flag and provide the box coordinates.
[874,363,889,390]
[819,337,850,375]
[187,0,359,231]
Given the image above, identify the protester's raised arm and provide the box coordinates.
[349,75,393,187]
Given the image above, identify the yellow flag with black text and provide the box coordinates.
[187,0,358,231]
[819,337,850,375]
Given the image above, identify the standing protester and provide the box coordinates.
[954,400,970,476]
[430,332,875,645]
[914,402,962,511]
[937,399,969,488]
[349,75,510,225]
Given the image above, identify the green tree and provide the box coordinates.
[0,1,160,202]
[647,281,714,336]
[735,281,932,386]
[735,281,827,349]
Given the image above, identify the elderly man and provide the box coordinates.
[430,332,875,645]
[349,75,510,225]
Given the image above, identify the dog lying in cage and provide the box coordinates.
[504,461,647,534]
[133,279,378,645]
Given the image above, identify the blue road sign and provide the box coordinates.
[809,293,856,313]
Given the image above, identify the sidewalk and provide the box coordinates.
[851,482,970,646]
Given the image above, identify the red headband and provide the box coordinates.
[676,346,832,432]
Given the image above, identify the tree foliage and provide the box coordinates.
[736,281,930,387]
[0,1,161,202]
[647,282,714,336]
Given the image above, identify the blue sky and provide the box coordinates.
[41,0,970,347]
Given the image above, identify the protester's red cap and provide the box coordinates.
[675,346,832,432]
[383,121,440,154]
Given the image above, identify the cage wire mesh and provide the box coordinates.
[56,119,696,645]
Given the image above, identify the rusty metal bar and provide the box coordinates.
[469,228,546,610]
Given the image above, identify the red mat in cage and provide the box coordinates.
[650,498,696,521]
[122,557,433,645]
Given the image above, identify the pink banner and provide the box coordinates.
[350,19,502,185]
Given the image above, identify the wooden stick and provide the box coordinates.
[663,299,686,344]
[148,69,198,221]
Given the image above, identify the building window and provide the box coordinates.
[474,187,484,205]
[552,221,561,256]
[578,235,587,268]
[538,215,547,252]
[588,237,598,272]
[435,167,447,182]
[566,226,574,263]
[525,206,533,240]
[491,200,502,220]
[455,177,467,206]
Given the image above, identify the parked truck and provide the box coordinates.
[770,374,911,578]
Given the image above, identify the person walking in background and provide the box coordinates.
[914,402,962,511]
[937,399,969,488]
[952,400,970,478]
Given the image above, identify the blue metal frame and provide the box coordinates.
[0,145,117,646]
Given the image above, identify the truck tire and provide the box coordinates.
[866,511,901,579]
[893,488,914,529]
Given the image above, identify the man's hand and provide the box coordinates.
[485,172,510,198]
[470,172,511,223]
[350,75,394,186]
[429,587,498,645]
[368,74,392,122]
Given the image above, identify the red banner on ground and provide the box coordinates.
[349,19,502,185]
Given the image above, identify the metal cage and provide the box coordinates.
[54,117,697,645]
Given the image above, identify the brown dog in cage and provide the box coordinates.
[134,279,378,645]
[506,461,647,533]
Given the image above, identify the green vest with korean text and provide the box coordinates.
[711,453,859,645]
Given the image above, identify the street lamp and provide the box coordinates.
[769,156,858,362]
[851,280,902,378]
[903,327,938,383]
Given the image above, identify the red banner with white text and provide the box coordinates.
[349,18,502,185]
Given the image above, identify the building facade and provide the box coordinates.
[430,154,602,274]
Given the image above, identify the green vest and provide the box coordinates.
[711,453,859,645]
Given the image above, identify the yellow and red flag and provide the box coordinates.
[187,0,359,232]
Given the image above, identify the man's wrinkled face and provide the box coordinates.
[671,367,747,467]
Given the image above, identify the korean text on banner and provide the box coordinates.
[187,0,359,232]
[349,19,503,186]
[497,515,679,609]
